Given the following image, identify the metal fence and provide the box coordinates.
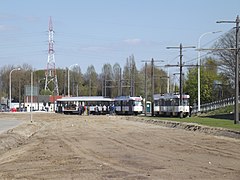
[192,97,235,114]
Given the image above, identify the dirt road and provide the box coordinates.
[0,112,240,179]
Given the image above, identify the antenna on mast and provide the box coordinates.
[44,16,59,96]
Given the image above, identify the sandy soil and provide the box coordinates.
[0,112,240,180]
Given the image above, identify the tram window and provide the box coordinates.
[115,101,121,106]
[129,100,134,106]
[134,101,142,106]
[154,100,159,106]
[183,99,189,106]
[173,99,179,106]
[159,99,164,106]
[123,101,129,106]
[165,99,171,106]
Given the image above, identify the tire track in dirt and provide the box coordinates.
[41,118,168,179]
[155,130,240,159]
[98,117,240,177]
[126,117,240,159]
[1,114,240,179]
[50,121,155,179]
[68,118,222,178]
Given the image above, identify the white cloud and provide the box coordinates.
[122,38,162,47]
[0,25,12,31]
[123,38,142,45]
[24,16,40,23]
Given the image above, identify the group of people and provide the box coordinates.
[78,104,86,115]
[78,103,115,115]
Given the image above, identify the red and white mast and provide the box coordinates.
[44,17,59,95]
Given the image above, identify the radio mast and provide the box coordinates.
[44,17,59,95]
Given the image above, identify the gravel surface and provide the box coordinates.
[0,112,240,179]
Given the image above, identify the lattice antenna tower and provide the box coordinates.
[44,17,59,95]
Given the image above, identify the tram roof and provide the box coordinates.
[56,96,112,102]
[154,93,190,100]
[114,96,143,101]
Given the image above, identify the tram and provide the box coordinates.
[56,96,112,115]
[114,96,143,115]
[153,93,190,117]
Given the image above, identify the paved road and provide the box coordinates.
[0,120,22,133]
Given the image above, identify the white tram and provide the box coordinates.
[114,96,143,115]
[56,96,112,115]
[154,93,190,117]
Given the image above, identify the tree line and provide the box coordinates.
[0,30,237,107]
[0,55,167,104]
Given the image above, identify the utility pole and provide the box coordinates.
[167,43,195,118]
[104,78,106,97]
[119,67,122,96]
[128,55,135,96]
[144,62,147,116]
[120,68,123,96]
[151,58,154,117]
[142,59,164,117]
[142,61,149,116]
[64,69,67,96]
[217,15,240,124]
[141,59,154,116]
[141,61,149,116]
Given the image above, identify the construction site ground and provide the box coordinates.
[0,112,240,180]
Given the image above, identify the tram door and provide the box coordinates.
[146,101,151,113]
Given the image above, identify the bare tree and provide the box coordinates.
[122,55,137,96]
[84,65,98,96]
[113,63,121,96]
[71,66,83,96]
[101,63,113,97]
[213,29,236,86]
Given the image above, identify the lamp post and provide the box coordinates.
[68,64,78,96]
[159,76,170,93]
[9,67,21,111]
[118,67,122,96]
[37,77,45,110]
[197,31,221,113]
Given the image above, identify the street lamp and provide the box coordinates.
[68,64,78,96]
[197,31,221,113]
[9,67,21,111]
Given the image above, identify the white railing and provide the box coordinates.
[192,97,235,114]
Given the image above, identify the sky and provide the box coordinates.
[0,0,239,74]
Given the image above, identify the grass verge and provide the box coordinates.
[145,116,240,131]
